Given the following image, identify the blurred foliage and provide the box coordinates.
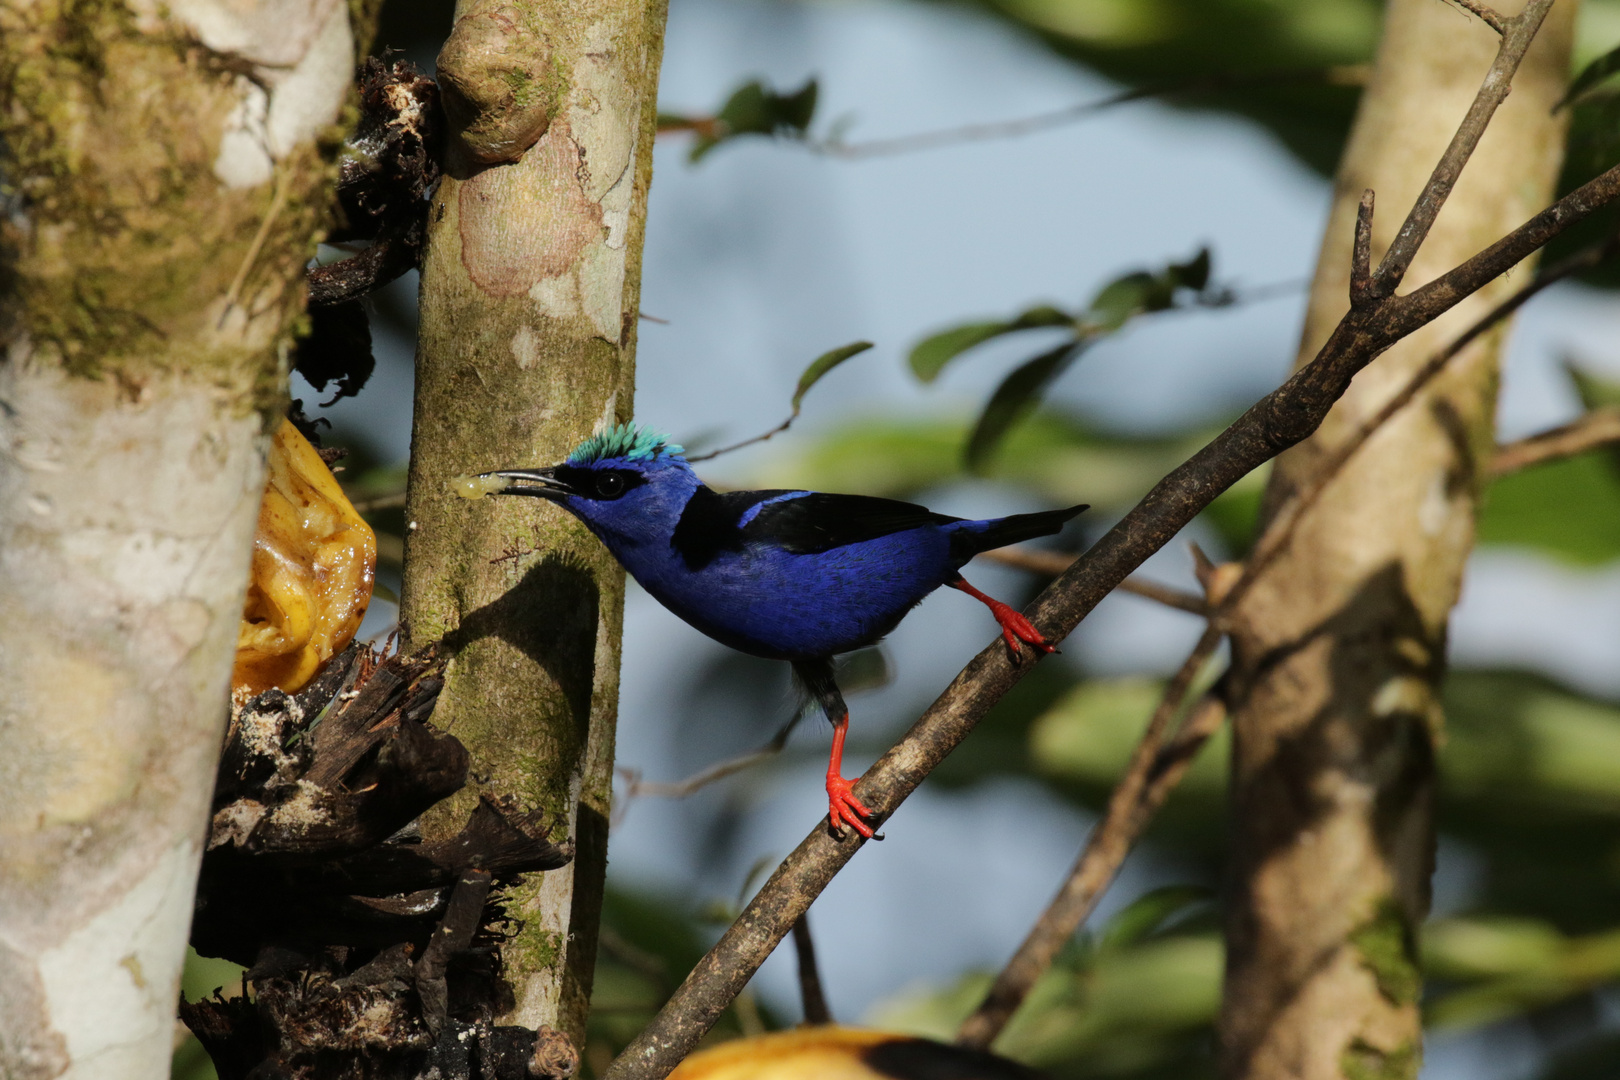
[1479,360,1620,566]
[1476,451,1620,565]
[925,0,1620,180]
[907,249,1223,469]
[660,78,819,162]
[868,888,1221,1078]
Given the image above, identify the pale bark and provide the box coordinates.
[0,1,360,1076]
[1219,3,1576,1079]
[398,0,667,1044]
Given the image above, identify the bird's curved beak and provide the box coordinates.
[479,467,573,500]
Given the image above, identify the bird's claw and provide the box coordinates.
[991,604,1057,658]
[826,775,878,840]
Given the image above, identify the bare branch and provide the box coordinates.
[1448,0,1509,35]
[615,718,799,802]
[1372,0,1553,295]
[814,66,1370,160]
[1350,189,1376,308]
[1490,407,1620,476]
[955,646,1226,1048]
[792,915,832,1025]
[979,547,1207,615]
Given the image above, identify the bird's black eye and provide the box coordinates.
[595,472,626,499]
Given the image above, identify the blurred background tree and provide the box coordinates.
[172,0,1620,1077]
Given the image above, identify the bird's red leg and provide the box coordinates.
[825,712,876,839]
[949,575,1057,657]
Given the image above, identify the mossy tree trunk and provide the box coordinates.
[398,0,668,1044]
[1218,3,1575,1078]
[0,1,367,1075]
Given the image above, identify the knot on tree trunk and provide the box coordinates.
[436,0,556,165]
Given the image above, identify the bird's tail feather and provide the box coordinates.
[954,504,1088,558]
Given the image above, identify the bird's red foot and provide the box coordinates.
[826,774,876,839]
[950,576,1058,658]
[989,602,1056,657]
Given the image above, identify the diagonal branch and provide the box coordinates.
[955,638,1226,1048]
[1490,407,1620,475]
[979,547,1207,615]
[1371,0,1552,296]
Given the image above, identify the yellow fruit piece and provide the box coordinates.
[234,419,377,695]
[668,1027,1038,1080]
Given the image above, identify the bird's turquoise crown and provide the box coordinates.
[567,422,685,466]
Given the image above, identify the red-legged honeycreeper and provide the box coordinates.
[464,423,1086,839]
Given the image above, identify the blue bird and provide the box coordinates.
[469,423,1086,839]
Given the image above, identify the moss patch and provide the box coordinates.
[507,920,563,977]
[1342,1038,1419,1080]
[0,0,346,408]
[1350,899,1422,1007]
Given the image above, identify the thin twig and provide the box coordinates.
[220,168,289,328]
[1448,0,1509,35]
[1350,189,1376,309]
[615,717,801,802]
[684,417,795,463]
[1490,407,1620,476]
[601,29,1620,1080]
[956,638,1224,1048]
[811,66,1369,160]
[351,491,408,513]
[791,915,832,1025]
[1371,0,1553,296]
[979,547,1207,616]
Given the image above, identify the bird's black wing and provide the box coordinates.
[671,487,799,569]
[740,492,960,555]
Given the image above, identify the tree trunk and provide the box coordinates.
[398,0,668,1044]
[1219,3,1575,1079]
[0,1,361,1075]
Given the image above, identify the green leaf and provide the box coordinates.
[907,305,1074,383]
[792,340,872,412]
[1565,359,1620,410]
[1097,885,1214,954]
[965,342,1085,470]
[1087,271,1163,331]
[1169,246,1212,291]
[1562,42,1620,109]
[1477,450,1620,564]
[689,77,819,162]
[1083,247,1213,330]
